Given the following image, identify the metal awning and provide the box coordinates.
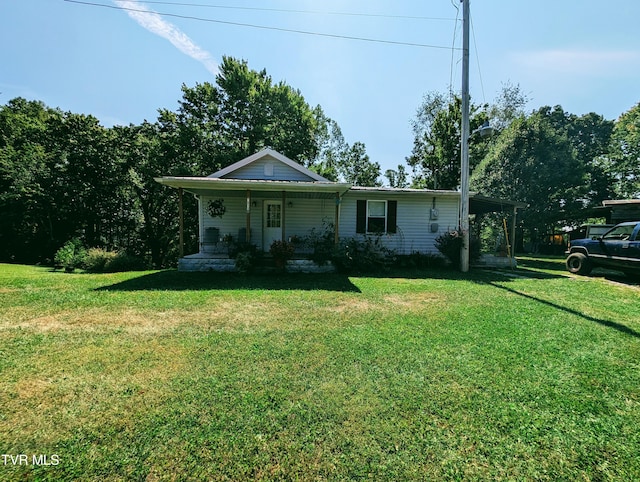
[155,176,352,199]
[470,194,527,215]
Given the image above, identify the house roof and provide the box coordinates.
[209,148,330,182]
[154,176,352,198]
[348,186,460,197]
[155,149,526,212]
[602,199,640,206]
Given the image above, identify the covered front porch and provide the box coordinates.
[156,176,351,272]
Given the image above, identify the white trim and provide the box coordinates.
[208,148,330,182]
[155,176,351,195]
[367,199,388,234]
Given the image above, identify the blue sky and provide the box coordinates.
[2,0,639,175]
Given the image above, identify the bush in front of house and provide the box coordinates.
[435,228,480,269]
[54,238,87,272]
[304,223,336,266]
[269,240,295,268]
[332,236,394,274]
[395,251,447,270]
[229,242,259,274]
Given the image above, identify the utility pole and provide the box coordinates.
[460,0,471,272]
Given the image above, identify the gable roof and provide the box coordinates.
[209,148,330,182]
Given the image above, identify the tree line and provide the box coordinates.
[400,86,640,248]
[0,57,380,266]
[2,56,639,266]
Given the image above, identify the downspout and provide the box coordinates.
[178,188,184,258]
[334,192,341,245]
[282,191,286,242]
[246,190,251,243]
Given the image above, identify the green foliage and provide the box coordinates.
[607,102,640,198]
[339,141,382,187]
[408,93,489,190]
[384,164,410,188]
[269,240,295,262]
[304,222,336,266]
[234,251,256,274]
[394,251,447,269]
[54,238,86,272]
[435,228,480,269]
[84,248,119,273]
[228,242,259,274]
[332,236,394,273]
[472,111,587,238]
[101,252,149,272]
[0,56,343,267]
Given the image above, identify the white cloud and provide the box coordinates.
[511,49,640,77]
[113,0,218,76]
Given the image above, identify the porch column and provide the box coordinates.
[246,190,251,243]
[281,191,286,241]
[334,192,341,245]
[178,188,184,258]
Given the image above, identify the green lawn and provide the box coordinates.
[1,260,639,481]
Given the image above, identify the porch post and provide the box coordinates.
[246,190,251,243]
[178,188,184,258]
[334,192,341,245]
[282,191,286,242]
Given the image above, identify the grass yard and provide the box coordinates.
[1,259,639,481]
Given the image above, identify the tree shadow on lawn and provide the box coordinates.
[486,281,640,339]
[96,264,562,294]
[96,270,362,293]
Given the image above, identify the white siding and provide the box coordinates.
[221,156,315,182]
[200,194,335,251]
[340,192,460,254]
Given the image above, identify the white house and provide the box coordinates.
[155,148,522,271]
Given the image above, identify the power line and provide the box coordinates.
[64,0,460,51]
[470,14,486,104]
[137,1,457,22]
[449,0,461,97]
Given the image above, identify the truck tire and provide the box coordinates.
[566,252,592,275]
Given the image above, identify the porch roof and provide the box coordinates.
[155,176,352,199]
[469,194,527,215]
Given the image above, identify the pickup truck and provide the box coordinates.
[565,221,640,276]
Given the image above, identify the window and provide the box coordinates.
[367,200,387,233]
[603,224,634,241]
[356,200,397,234]
[266,203,281,228]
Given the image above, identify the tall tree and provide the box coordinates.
[407,93,488,189]
[176,56,320,172]
[535,106,614,207]
[471,111,586,239]
[0,98,59,261]
[384,165,409,188]
[308,105,347,181]
[339,142,381,187]
[606,102,640,198]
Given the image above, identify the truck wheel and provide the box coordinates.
[566,253,592,275]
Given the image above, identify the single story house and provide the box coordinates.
[155,148,523,271]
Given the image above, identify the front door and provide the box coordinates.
[263,200,282,250]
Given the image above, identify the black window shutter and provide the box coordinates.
[356,200,367,234]
[387,200,397,234]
